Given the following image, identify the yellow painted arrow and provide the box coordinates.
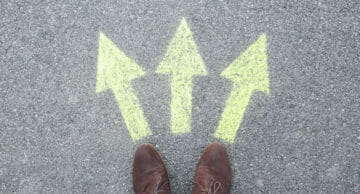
[96,32,152,141]
[214,34,269,143]
[156,18,207,133]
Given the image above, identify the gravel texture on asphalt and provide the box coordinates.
[1,0,359,193]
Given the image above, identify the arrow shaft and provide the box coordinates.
[170,76,192,133]
[112,84,152,141]
[214,84,253,143]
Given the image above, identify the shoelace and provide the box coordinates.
[195,178,221,194]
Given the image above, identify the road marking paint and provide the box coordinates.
[214,34,269,143]
[96,32,152,141]
[156,18,207,133]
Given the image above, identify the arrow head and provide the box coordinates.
[156,18,207,76]
[221,34,269,94]
[96,32,145,93]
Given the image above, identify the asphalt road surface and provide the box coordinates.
[1,0,359,193]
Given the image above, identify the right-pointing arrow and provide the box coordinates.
[214,34,269,143]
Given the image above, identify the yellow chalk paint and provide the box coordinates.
[156,18,207,133]
[214,34,269,143]
[96,32,152,141]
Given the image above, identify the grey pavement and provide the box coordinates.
[1,0,360,193]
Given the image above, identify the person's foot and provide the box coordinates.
[132,143,171,194]
[192,143,231,194]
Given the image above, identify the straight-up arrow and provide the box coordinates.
[96,32,152,141]
[156,18,207,133]
[214,34,269,143]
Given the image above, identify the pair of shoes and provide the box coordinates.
[132,143,231,194]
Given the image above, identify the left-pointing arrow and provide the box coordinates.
[96,32,152,141]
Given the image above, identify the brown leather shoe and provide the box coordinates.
[132,143,171,194]
[192,143,231,194]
